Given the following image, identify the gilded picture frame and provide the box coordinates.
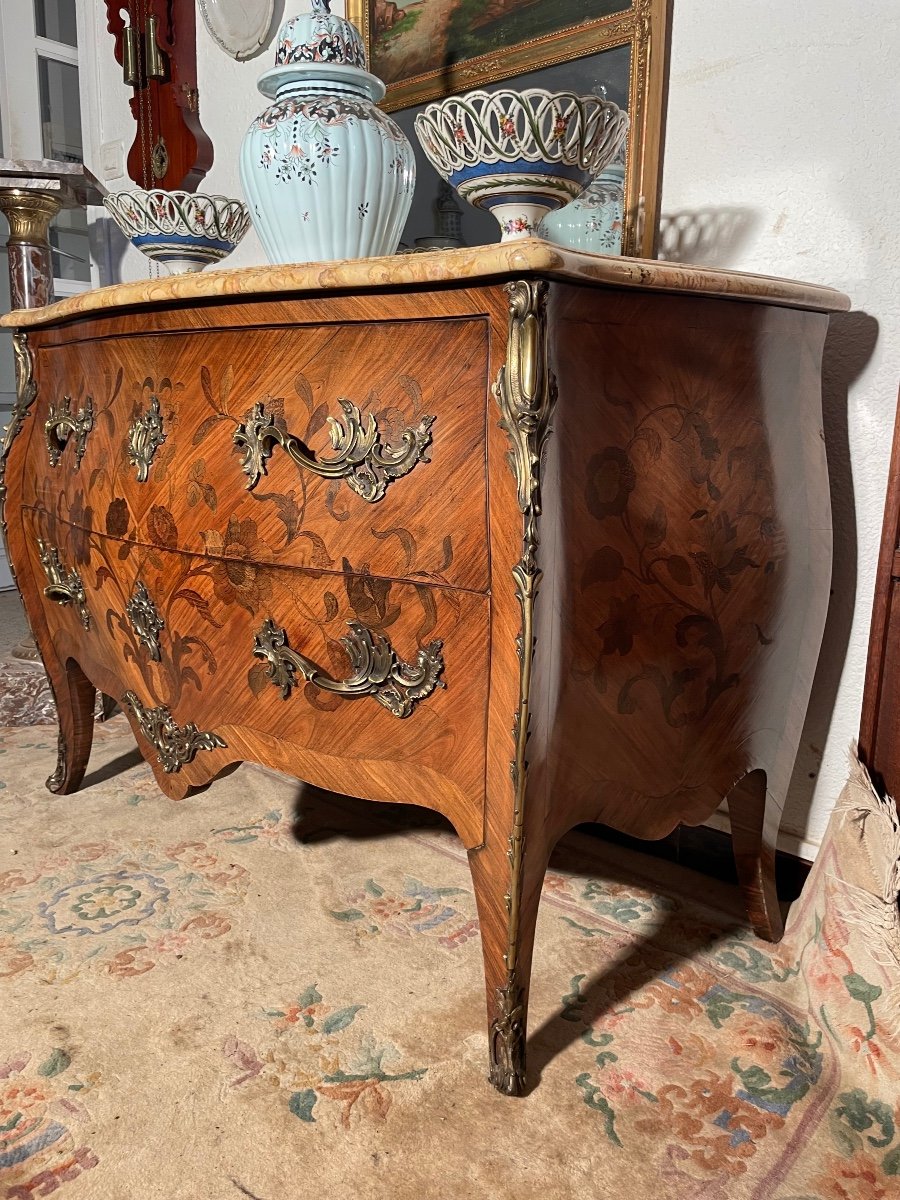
[347,0,671,257]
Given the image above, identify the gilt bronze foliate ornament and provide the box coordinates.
[125,581,165,661]
[123,691,226,772]
[488,278,556,1096]
[0,333,38,544]
[127,393,166,482]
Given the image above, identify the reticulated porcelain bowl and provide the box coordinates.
[103,189,251,274]
[414,88,628,241]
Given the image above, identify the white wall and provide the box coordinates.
[79,1,900,858]
[661,2,900,858]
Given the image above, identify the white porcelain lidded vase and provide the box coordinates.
[239,0,415,264]
[537,150,626,255]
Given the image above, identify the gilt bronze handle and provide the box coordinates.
[252,617,445,718]
[45,394,93,469]
[234,398,434,502]
[37,539,90,629]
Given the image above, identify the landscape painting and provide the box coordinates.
[348,0,635,109]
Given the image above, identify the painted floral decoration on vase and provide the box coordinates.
[414,87,628,243]
[240,0,415,264]
[538,146,626,255]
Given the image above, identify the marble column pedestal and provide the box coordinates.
[0,159,105,310]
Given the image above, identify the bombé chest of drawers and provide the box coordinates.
[0,242,848,1095]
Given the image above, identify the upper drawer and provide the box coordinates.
[25,318,490,592]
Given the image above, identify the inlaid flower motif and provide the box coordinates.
[342,558,398,629]
[147,504,179,549]
[597,595,642,657]
[586,447,637,519]
[105,496,130,538]
[203,516,273,614]
[689,545,758,599]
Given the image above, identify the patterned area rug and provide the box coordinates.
[1,716,899,1200]
[0,659,56,727]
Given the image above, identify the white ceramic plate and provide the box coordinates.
[198,0,275,61]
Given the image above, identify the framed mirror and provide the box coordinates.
[347,0,671,257]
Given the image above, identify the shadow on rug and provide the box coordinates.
[1,718,898,1199]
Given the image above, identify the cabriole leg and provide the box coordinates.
[727,768,784,942]
[44,653,96,794]
[468,833,550,1096]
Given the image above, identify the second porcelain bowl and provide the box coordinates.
[414,87,628,241]
[103,189,251,274]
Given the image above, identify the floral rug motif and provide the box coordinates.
[2,717,899,1199]
[0,1048,99,1199]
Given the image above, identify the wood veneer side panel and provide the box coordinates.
[3,336,100,791]
[541,284,833,840]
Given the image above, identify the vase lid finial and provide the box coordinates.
[311,0,331,14]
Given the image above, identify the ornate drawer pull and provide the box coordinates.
[38,540,90,629]
[253,617,445,718]
[45,394,93,468]
[126,581,165,661]
[123,691,226,773]
[234,399,434,502]
[128,394,166,482]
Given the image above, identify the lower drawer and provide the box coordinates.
[20,507,488,845]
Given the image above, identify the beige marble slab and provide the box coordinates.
[1,239,850,328]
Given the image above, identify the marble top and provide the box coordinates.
[1,240,850,329]
[0,159,105,207]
